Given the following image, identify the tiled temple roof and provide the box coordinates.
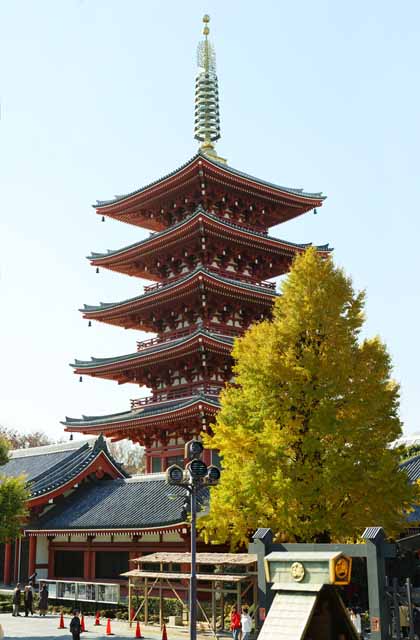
[72,328,233,370]
[88,206,330,262]
[31,475,191,531]
[2,436,127,499]
[400,455,420,522]
[95,153,325,209]
[63,395,220,428]
[81,266,277,314]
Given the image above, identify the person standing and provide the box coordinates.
[69,610,81,640]
[230,605,241,640]
[24,585,33,617]
[241,607,252,640]
[12,584,21,617]
[39,583,49,616]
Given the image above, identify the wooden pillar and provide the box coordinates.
[236,580,241,610]
[89,549,96,580]
[144,577,149,625]
[47,537,55,578]
[3,542,12,584]
[159,579,163,628]
[28,536,37,578]
[83,551,90,580]
[128,580,132,628]
[220,587,225,630]
[211,580,216,633]
[13,540,19,583]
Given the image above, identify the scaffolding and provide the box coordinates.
[123,552,258,635]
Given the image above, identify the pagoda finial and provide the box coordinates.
[194,15,225,162]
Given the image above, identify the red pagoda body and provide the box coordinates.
[64,20,329,473]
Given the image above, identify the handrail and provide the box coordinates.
[136,324,242,351]
[130,384,222,409]
[142,268,276,294]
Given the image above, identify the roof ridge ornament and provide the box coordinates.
[194,15,226,164]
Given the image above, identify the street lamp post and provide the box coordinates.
[166,440,221,640]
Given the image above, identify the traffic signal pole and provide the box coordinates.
[165,440,221,640]
[189,483,197,640]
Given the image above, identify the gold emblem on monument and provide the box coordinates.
[290,561,305,582]
[332,555,352,585]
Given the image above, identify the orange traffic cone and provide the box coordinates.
[95,611,101,626]
[58,611,65,629]
[81,614,86,632]
[162,623,168,640]
[135,620,143,638]
[106,618,112,635]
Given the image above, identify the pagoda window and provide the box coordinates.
[151,457,162,473]
[167,454,184,467]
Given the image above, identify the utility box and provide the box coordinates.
[258,551,358,640]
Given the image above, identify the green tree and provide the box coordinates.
[200,249,415,547]
[0,436,29,541]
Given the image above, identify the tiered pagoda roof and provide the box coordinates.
[94,152,325,231]
[88,206,330,280]
[64,16,330,471]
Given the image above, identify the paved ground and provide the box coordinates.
[0,613,220,640]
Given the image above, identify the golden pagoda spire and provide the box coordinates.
[194,15,225,162]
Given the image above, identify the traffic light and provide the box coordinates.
[185,439,204,461]
[166,464,184,485]
[206,465,221,485]
[187,459,208,479]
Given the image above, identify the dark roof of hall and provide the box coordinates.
[400,455,420,522]
[95,152,326,208]
[32,475,195,531]
[2,436,127,498]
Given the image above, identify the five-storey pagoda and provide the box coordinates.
[64,16,330,472]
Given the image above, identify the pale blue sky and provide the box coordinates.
[1,0,419,439]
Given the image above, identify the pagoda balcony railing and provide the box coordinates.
[130,384,222,410]
[143,268,276,294]
[136,324,242,351]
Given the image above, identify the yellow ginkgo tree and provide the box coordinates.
[200,248,415,547]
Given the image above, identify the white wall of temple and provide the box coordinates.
[35,536,49,579]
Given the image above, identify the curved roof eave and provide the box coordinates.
[63,395,221,429]
[88,206,331,263]
[80,267,278,315]
[94,152,326,210]
[72,329,234,370]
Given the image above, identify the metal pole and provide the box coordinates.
[406,578,415,640]
[190,483,197,640]
[393,577,401,640]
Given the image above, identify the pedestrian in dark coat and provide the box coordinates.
[39,583,48,616]
[12,584,21,617]
[24,585,33,616]
[69,610,81,640]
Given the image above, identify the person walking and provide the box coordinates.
[12,584,21,617]
[39,583,49,616]
[69,610,82,640]
[241,607,252,640]
[24,585,34,617]
[230,605,241,640]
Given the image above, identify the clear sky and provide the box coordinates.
[1,0,419,440]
